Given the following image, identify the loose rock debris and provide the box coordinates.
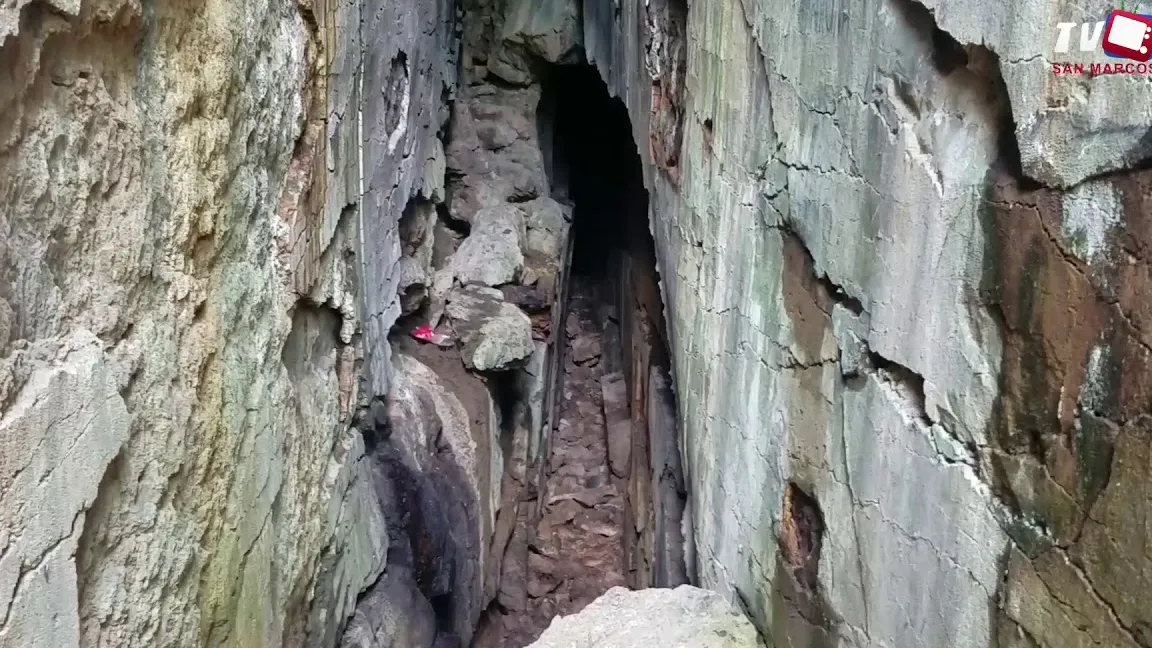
[475,279,629,647]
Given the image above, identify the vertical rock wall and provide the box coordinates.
[583,0,1152,646]
[0,0,455,646]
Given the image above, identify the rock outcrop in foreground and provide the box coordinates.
[525,586,764,648]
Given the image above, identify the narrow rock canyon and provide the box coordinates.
[2,0,1151,647]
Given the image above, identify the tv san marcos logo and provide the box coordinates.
[1102,5,1152,60]
[1052,3,1152,74]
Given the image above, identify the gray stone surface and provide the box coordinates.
[388,353,479,492]
[499,0,583,64]
[525,586,764,648]
[339,566,438,648]
[647,366,688,589]
[600,371,631,478]
[446,285,536,372]
[366,350,493,646]
[360,0,458,399]
[523,197,572,261]
[918,0,1152,187]
[445,87,549,216]
[422,138,447,204]
[10,0,1151,646]
[0,334,129,647]
[0,0,449,644]
[831,304,870,377]
[450,205,526,287]
[581,1,1138,647]
[398,200,440,314]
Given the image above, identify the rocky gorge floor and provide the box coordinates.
[473,277,631,647]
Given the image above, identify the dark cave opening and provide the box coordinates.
[542,64,652,282]
[509,60,688,624]
[540,64,674,394]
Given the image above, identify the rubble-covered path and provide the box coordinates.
[475,277,630,647]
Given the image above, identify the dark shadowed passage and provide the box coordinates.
[472,62,685,647]
[544,64,649,279]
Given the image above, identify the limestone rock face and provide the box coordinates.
[359,349,494,646]
[0,334,131,645]
[500,0,583,64]
[918,0,1152,187]
[445,89,549,216]
[450,206,526,287]
[0,0,451,645]
[525,586,765,648]
[584,0,1152,646]
[8,0,1152,645]
[398,200,440,315]
[359,0,458,400]
[484,0,586,86]
[446,285,536,372]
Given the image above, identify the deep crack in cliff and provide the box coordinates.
[470,59,686,648]
[343,1,692,643]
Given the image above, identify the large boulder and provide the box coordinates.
[338,566,438,648]
[450,206,525,287]
[486,0,582,84]
[447,175,507,224]
[500,0,583,65]
[445,285,535,371]
[523,196,571,260]
[525,586,765,648]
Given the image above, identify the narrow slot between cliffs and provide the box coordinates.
[473,61,687,648]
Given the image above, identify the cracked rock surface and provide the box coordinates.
[450,206,527,287]
[446,285,536,372]
[0,0,450,645]
[590,0,1152,646]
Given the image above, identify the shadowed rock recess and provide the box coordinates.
[2,0,1151,646]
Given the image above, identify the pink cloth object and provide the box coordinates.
[412,323,454,346]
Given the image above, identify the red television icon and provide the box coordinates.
[1102,9,1152,61]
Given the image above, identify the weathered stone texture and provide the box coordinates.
[525,585,765,648]
[449,206,526,287]
[583,0,1152,646]
[624,1,1009,642]
[0,335,130,646]
[0,0,453,643]
[984,168,1152,647]
[920,0,1152,188]
[360,0,458,399]
[338,565,438,648]
[7,0,1151,644]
